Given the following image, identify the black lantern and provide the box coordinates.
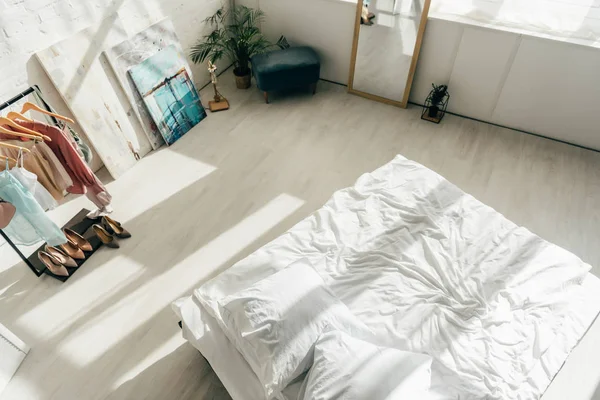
[421,84,449,124]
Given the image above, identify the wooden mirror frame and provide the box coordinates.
[348,0,432,108]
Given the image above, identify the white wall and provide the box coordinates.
[412,19,600,150]
[241,0,600,150]
[239,0,356,83]
[0,0,226,170]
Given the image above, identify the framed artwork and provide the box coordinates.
[104,19,189,150]
[128,45,207,145]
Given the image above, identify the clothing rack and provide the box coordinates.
[0,230,41,276]
[0,86,73,278]
[0,86,50,277]
[0,86,38,112]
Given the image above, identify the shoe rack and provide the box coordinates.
[1,208,104,282]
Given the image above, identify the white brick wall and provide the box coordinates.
[0,0,227,169]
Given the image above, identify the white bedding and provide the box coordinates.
[218,259,373,398]
[177,155,600,399]
[301,330,433,400]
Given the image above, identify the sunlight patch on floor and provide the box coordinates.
[15,255,145,342]
[105,149,217,222]
[47,194,305,366]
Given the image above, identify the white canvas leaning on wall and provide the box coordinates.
[104,19,193,150]
[0,323,29,396]
[36,18,143,179]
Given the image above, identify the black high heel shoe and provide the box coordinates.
[93,224,120,249]
[101,216,131,239]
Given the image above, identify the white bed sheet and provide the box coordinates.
[179,155,600,399]
[176,275,600,400]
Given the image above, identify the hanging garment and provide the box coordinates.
[0,139,72,200]
[32,88,94,165]
[0,160,66,246]
[12,121,112,209]
[0,200,16,229]
[10,150,58,210]
[28,140,73,191]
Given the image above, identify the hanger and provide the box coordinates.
[0,154,17,165]
[20,102,74,124]
[0,125,42,143]
[0,141,31,153]
[0,117,51,141]
[6,111,33,123]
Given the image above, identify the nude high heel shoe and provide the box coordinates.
[93,224,119,249]
[101,216,131,239]
[63,228,92,251]
[45,245,78,267]
[38,251,69,277]
[60,239,85,260]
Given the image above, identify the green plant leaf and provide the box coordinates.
[190,5,289,70]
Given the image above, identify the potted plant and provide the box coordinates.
[190,5,287,90]
[428,84,448,118]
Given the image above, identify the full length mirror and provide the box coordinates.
[348,0,431,108]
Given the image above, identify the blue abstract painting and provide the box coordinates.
[128,45,206,145]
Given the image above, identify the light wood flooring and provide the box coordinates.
[1,79,600,400]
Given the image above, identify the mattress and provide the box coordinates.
[177,155,600,399]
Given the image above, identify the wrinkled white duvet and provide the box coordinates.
[192,155,600,400]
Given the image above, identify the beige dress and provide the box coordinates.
[0,141,72,201]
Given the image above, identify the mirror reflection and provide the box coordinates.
[350,0,430,106]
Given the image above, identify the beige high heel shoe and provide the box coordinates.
[45,245,78,267]
[60,239,85,260]
[64,228,92,252]
[38,251,69,277]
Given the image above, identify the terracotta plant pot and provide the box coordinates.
[235,72,251,89]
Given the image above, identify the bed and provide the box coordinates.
[173,155,600,400]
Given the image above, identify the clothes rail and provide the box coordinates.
[0,86,38,112]
[0,85,56,277]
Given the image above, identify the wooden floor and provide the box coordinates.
[1,79,600,400]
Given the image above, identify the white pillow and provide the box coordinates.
[301,330,432,400]
[218,259,372,399]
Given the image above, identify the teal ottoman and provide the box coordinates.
[251,46,321,104]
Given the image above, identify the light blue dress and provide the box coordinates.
[0,159,66,246]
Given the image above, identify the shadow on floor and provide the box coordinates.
[105,343,231,400]
[593,382,600,400]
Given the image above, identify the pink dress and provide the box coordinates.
[10,121,112,208]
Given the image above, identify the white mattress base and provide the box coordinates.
[175,272,600,400]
